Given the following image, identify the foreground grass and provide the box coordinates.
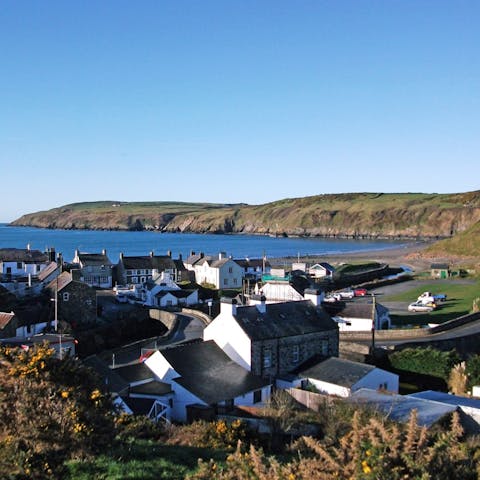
[65,441,226,480]
[385,278,480,327]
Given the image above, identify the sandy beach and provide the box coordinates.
[271,240,461,273]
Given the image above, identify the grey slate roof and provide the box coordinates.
[113,362,155,384]
[327,301,389,320]
[298,357,375,388]
[78,253,112,266]
[235,258,271,269]
[121,255,177,271]
[83,355,129,394]
[233,301,337,341]
[37,262,59,281]
[129,381,172,396]
[0,248,49,263]
[161,340,270,404]
[409,390,480,410]
[47,271,73,292]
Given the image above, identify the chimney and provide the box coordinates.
[256,295,267,314]
[26,243,31,251]
[120,252,124,260]
[178,253,183,260]
[220,297,237,316]
[47,247,56,262]
[304,288,324,306]
[102,249,106,256]
[190,250,195,256]
[167,250,172,257]
[219,251,226,260]
[57,252,64,267]
[150,251,154,257]
[200,252,204,259]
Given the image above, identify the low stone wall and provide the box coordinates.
[148,309,178,330]
[181,308,212,325]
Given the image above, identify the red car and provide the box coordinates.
[354,288,368,297]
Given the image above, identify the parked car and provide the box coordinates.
[354,288,368,297]
[408,301,435,312]
[338,290,355,299]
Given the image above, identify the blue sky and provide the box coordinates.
[1,1,479,221]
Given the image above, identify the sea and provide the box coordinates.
[0,224,409,263]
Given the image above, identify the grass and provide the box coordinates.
[65,440,227,480]
[384,278,480,327]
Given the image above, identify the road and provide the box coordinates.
[98,311,205,366]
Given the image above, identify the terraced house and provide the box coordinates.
[72,249,113,288]
[116,251,186,286]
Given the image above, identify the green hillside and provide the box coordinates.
[10,192,480,251]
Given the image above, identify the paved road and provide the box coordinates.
[99,311,205,366]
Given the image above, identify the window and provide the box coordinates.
[132,277,138,284]
[17,262,22,269]
[233,278,238,285]
[262,348,272,368]
[140,276,146,283]
[253,390,262,404]
[224,278,228,286]
[63,292,70,302]
[137,270,141,275]
[228,267,233,273]
[292,345,300,364]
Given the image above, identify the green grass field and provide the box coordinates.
[383,279,480,327]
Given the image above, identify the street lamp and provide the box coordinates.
[208,300,213,317]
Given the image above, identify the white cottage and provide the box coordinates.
[145,340,272,422]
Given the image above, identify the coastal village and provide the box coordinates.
[2,242,480,435]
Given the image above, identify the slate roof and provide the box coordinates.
[0,248,49,263]
[129,381,172,396]
[37,262,59,281]
[409,390,480,410]
[161,340,270,404]
[155,290,194,299]
[47,271,73,292]
[83,355,129,394]
[77,253,112,266]
[185,253,204,266]
[298,357,375,388]
[121,255,177,271]
[233,300,337,341]
[196,256,232,268]
[113,362,155,384]
[235,258,271,269]
[325,301,389,320]
[431,263,450,269]
[310,262,335,272]
[350,388,457,427]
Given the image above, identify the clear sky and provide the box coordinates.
[1,1,479,222]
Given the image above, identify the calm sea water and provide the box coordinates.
[0,224,408,263]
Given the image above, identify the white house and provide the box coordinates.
[0,246,52,279]
[192,253,243,289]
[308,262,335,279]
[296,357,399,396]
[71,249,113,288]
[254,280,304,303]
[203,295,338,378]
[235,258,271,280]
[145,340,272,422]
[326,300,391,331]
[143,272,198,307]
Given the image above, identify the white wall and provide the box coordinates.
[203,312,252,370]
[333,316,377,332]
[308,379,351,397]
[354,369,399,394]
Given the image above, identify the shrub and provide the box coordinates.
[389,347,461,380]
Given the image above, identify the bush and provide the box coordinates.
[389,347,461,380]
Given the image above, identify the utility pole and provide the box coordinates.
[370,293,376,355]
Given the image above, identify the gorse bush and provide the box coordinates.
[190,410,477,480]
[0,344,115,479]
